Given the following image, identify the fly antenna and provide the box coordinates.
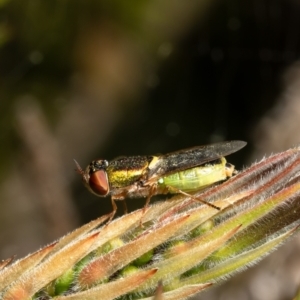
[74,159,84,175]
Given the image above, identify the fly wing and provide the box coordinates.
[145,140,246,183]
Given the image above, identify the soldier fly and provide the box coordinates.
[75,140,246,221]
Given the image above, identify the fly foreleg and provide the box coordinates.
[107,197,118,224]
[107,193,128,224]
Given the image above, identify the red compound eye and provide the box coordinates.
[89,170,109,196]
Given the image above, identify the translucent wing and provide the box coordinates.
[145,140,246,183]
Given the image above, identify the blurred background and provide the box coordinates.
[1,0,300,299]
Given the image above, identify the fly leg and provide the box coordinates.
[140,184,157,227]
[107,197,118,224]
[166,186,220,210]
[106,192,129,224]
[122,199,128,214]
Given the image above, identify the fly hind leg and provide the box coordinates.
[166,186,220,210]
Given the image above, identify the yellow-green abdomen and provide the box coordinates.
[158,157,231,192]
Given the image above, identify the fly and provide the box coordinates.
[75,140,246,222]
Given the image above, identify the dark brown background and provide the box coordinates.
[0,1,300,299]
